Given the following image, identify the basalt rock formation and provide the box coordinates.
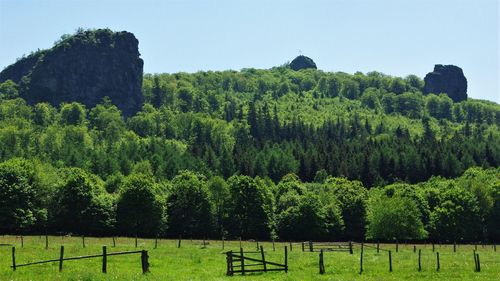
[424,64,467,102]
[0,29,144,116]
[289,55,317,71]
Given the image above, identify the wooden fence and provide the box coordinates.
[11,246,149,274]
[318,244,486,275]
[226,246,288,275]
[303,241,353,253]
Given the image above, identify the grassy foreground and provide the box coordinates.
[0,236,498,281]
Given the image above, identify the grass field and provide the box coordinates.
[0,236,498,281]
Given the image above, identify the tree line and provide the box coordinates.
[0,158,498,242]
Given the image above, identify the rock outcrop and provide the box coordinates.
[424,65,467,102]
[0,29,143,116]
[289,55,317,71]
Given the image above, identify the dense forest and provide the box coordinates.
[0,30,499,242]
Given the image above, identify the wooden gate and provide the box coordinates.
[226,246,288,275]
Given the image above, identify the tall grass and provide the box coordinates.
[0,236,498,280]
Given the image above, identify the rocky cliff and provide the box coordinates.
[289,55,317,71]
[424,64,467,102]
[0,29,144,116]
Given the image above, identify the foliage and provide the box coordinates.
[428,183,482,242]
[226,175,273,239]
[49,167,114,235]
[0,158,47,232]
[0,80,19,99]
[324,177,368,240]
[366,191,428,240]
[167,171,213,238]
[116,173,166,236]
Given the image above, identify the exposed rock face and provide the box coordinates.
[289,55,317,71]
[0,51,45,83]
[424,65,467,102]
[0,29,143,116]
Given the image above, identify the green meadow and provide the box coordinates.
[0,236,498,281]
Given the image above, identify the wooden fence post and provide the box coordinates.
[494,244,496,252]
[349,241,353,254]
[256,240,259,250]
[222,236,225,250]
[284,246,288,273]
[436,252,440,271]
[476,253,480,272]
[309,241,313,252]
[473,250,477,271]
[240,248,245,275]
[12,247,16,271]
[178,236,181,248]
[112,236,116,247]
[453,241,456,252]
[59,246,64,272]
[141,250,149,273]
[432,243,435,252]
[319,249,325,274]
[135,236,138,248]
[377,242,379,253]
[302,242,305,252]
[359,242,364,274]
[102,246,107,273]
[418,249,421,271]
[21,236,24,248]
[396,240,399,253]
[226,251,233,276]
[389,250,392,272]
[289,241,293,251]
[413,245,416,253]
[260,245,267,272]
[272,239,275,251]
[82,236,85,248]
[154,237,158,249]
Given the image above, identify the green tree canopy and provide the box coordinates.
[366,193,428,240]
[50,167,114,235]
[116,173,166,236]
[226,175,272,239]
[167,170,213,238]
[0,158,47,233]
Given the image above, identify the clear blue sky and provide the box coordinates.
[1,0,498,102]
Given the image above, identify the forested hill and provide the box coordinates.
[0,29,499,241]
[0,32,499,185]
[138,66,499,185]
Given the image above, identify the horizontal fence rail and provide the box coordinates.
[11,246,149,274]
